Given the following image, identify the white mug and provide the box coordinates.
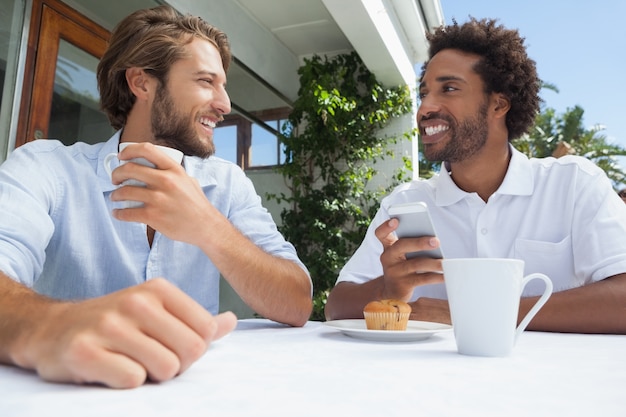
[442,258,553,357]
[104,142,184,208]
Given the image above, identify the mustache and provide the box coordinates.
[420,112,446,122]
[199,112,224,124]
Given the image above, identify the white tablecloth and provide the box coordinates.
[1,319,624,417]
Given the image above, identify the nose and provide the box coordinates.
[213,86,231,115]
[416,95,440,121]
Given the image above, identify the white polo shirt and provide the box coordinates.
[337,146,626,300]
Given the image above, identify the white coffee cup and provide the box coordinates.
[442,258,553,357]
[104,142,184,208]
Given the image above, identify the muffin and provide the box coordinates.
[363,299,411,330]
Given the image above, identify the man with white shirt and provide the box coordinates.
[325,18,626,334]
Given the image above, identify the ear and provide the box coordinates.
[492,93,511,118]
[125,67,152,100]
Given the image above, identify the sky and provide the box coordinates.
[439,0,626,166]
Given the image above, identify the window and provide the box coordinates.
[15,0,111,148]
[0,0,27,158]
[215,107,291,170]
[213,125,238,164]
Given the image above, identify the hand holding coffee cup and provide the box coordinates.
[104,142,184,208]
[442,258,553,357]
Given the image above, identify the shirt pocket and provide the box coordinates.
[514,235,578,295]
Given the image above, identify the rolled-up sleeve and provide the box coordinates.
[0,148,56,285]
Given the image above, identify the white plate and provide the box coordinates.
[324,319,452,342]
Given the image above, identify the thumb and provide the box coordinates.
[375,218,399,248]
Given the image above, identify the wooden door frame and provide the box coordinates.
[15,0,109,148]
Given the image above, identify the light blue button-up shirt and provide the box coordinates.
[0,132,308,314]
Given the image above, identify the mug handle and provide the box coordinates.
[515,273,553,340]
[103,152,118,178]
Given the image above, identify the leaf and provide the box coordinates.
[269,52,413,320]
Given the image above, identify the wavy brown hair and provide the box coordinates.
[420,17,540,140]
[97,5,231,130]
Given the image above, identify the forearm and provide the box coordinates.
[0,273,61,367]
[325,279,386,320]
[198,216,312,327]
[228,254,311,327]
[521,273,626,334]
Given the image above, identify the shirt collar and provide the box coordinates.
[435,144,534,206]
[98,131,123,193]
[497,145,534,196]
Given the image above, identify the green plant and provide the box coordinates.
[512,105,626,187]
[267,52,414,321]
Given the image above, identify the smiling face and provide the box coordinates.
[150,37,231,158]
[417,49,492,163]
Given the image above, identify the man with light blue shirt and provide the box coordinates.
[0,6,312,389]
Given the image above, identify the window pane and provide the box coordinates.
[251,121,279,167]
[278,119,290,164]
[214,125,237,163]
[0,0,27,157]
[0,0,17,115]
[49,40,113,145]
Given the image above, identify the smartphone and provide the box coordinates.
[387,201,443,259]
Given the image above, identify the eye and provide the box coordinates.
[443,85,458,93]
[200,78,214,85]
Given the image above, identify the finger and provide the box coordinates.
[149,279,219,341]
[142,311,236,376]
[407,250,443,273]
[402,257,444,286]
[375,218,400,248]
[37,334,148,389]
[118,142,155,164]
[78,351,148,389]
[142,280,237,340]
[105,320,184,383]
[90,351,148,389]
[111,160,160,186]
[110,180,153,203]
[119,142,182,170]
[74,300,187,383]
[211,311,238,341]
[392,236,441,261]
[381,255,444,297]
[115,281,211,377]
[125,311,236,380]
[110,162,181,204]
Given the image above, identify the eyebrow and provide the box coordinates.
[419,75,465,90]
[194,70,218,78]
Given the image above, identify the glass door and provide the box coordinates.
[48,39,111,145]
[16,0,112,148]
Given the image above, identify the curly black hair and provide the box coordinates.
[420,17,540,140]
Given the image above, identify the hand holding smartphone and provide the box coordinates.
[387,201,443,259]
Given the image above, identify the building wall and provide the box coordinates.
[166,0,301,104]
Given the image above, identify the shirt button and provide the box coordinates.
[481,228,488,235]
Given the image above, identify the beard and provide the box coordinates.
[150,86,215,159]
[423,101,489,163]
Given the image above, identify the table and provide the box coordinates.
[1,319,624,416]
